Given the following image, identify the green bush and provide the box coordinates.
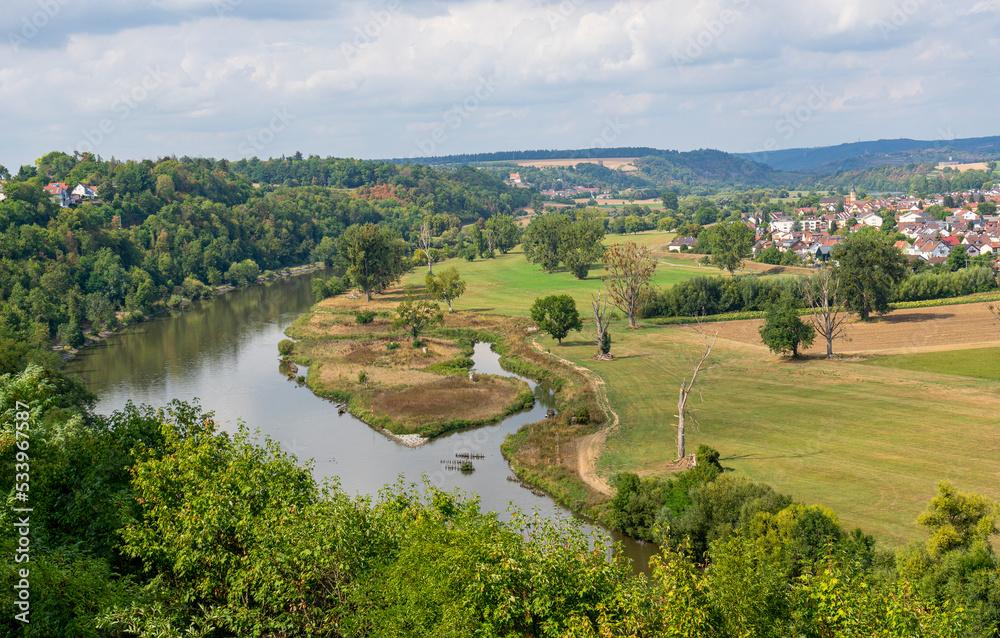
[277,339,294,356]
[386,341,400,351]
[356,310,375,324]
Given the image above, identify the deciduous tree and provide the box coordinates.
[804,269,850,357]
[709,220,755,275]
[530,294,582,345]
[425,266,466,312]
[485,213,520,254]
[832,228,908,320]
[335,223,409,302]
[759,299,815,357]
[602,241,656,328]
[392,295,445,340]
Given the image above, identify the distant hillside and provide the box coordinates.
[736,135,1000,172]
[391,147,786,189]
[384,147,661,165]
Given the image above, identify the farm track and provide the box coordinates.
[531,339,617,496]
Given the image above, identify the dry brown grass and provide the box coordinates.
[701,301,1000,355]
[373,375,525,426]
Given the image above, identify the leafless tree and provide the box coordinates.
[676,317,718,460]
[592,292,612,357]
[418,220,433,274]
[804,269,851,357]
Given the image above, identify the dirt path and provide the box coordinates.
[531,339,617,496]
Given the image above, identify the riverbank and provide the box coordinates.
[283,283,616,519]
[58,262,329,362]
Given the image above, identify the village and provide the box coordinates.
[662,185,1000,268]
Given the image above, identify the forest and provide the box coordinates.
[0,151,532,374]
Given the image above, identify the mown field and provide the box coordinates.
[335,231,1000,546]
[536,316,1000,546]
[398,232,702,316]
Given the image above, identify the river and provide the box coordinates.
[65,271,658,572]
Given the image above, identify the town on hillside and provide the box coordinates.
[667,186,1000,268]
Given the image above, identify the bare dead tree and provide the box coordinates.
[804,269,851,357]
[418,220,433,274]
[676,317,718,460]
[592,292,612,358]
[484,227,496,257]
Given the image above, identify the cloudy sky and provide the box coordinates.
[1,0,998,168]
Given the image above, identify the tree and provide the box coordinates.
[418,219,434,274]
[226,259,260,285]
[592,292,612,357]
[709,221,754,275]
[530,295,582,345]
[335,223,409,302]
[758,246,782,265]
[917,481,998,558]
[425,267,466,312]
[804,270,850,357]
[602,241,656,328]
[392,295,445,340]
[558,218,605,279]
[661,191,679,211]
[946,244,969,272]
[485,213,520,254]
[832,228,909,320]
[676,321,718,460]
[522,213,569,272]
[759,299,815,357]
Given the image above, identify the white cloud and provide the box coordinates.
[0,0,997,165]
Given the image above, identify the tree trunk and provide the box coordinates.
[677,385,686,460]
[426,256,433,274]
[364,290,372,302]
[447,298,453,312]
[826,335,833,357]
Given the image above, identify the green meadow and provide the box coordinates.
[399,232,702,316]
[863,347,1000,380]
[393,230,1000,546]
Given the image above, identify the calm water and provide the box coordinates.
[65,272,658,571]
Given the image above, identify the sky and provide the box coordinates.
[1,0,998,169]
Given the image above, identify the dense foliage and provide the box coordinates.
[2,369,991,637]
[0,152,532,359]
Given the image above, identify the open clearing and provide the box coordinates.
[863,346,1000,380]
[513,157,640,171]
[540,313,1000,546]
[398,233,705,317]
[706,301,1000,355]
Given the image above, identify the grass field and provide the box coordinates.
[329,233,1000,546]
[863,347,1000,380]
[537,324,1000,545]
[399,232,701,316]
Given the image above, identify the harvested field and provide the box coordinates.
[514,157,640,171]
[373,375,526,426]
[703,301,1000,355]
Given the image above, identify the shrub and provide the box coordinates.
[386,341,400,351]
[572,407,590,424]
[277,339,294,356]
[412,339,424,348]
[356,310,375,324]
